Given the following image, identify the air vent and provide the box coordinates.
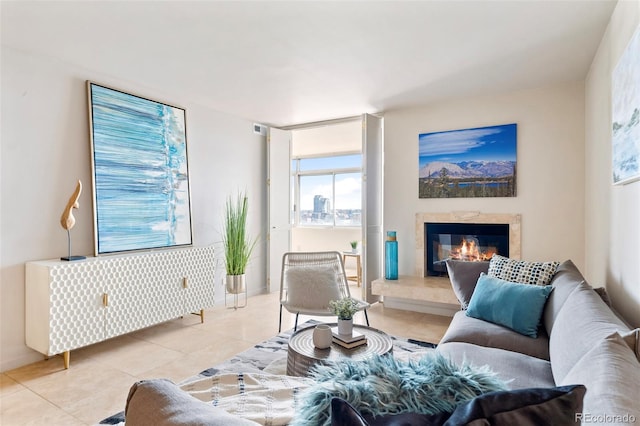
[253,123,267,135]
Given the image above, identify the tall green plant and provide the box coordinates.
[223,192,257,275]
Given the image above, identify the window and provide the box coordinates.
[293,154,362,227]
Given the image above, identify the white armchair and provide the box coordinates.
[278,251,370,332]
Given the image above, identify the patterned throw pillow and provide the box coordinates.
[488,254,559,286]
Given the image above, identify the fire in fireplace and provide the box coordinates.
[425,222,509,276]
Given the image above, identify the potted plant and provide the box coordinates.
[349,241,358,253]
[223,191,258,296]
[329,297,359,335]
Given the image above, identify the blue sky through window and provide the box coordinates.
[299,154,361,171]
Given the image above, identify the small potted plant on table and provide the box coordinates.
[349,241,358,253]
[329,297,359,335]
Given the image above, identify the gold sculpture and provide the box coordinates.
[60,180,86,261]
[60,180,82,230]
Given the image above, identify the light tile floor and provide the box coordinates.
[0,291,451,425]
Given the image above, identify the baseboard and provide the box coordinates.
[1,351,44,373]
[382,297,459,317]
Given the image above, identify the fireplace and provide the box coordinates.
[415,212,521,278]
[425,222,509,276]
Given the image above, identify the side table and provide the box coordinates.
[342,252,362,286]
[287,323,393,377]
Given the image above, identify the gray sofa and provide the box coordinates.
[125,259,640,425]
[438,260,640,425]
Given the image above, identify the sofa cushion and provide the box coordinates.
[593,287,612,306]
[125,378,260,426]
[437,342,555,390]
[331,385,585,426]
[440,311,550,360]
[466,274,553,338]
[621,328,640,361]
[442,384,585,426]
[445,259,489,309]
[332,398,369,426]
[330,397,450,426]
[549,281,630,384]
[543,259,585,334]
[488,254,559,286]
[560,332,640,424]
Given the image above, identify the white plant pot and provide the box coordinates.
[337,318,353,336]
[312,324,332,349]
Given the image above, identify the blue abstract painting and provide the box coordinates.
[88,82,193,255]
[612,25,640,185]
[418,123,517,198]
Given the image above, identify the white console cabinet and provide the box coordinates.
[25,246,215,368]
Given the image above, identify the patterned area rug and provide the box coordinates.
[99,320,436,424]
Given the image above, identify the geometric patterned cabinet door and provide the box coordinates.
[25,246,214,368]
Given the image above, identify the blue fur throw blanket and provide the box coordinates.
[290,352,507,426]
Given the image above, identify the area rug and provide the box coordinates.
[98,320,436,425]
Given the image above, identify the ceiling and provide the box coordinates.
[1,1,617,127]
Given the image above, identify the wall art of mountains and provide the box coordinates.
[419,161,515,179]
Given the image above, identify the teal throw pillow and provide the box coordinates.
[466,274,553,338]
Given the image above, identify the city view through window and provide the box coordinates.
[295,155,362,227]
[298,193,362,226]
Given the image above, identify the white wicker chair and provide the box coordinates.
[278,251,370,332]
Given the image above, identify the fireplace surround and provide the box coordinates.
[415,212,521,277]
[426,222,510,276]
[371,212,521,315]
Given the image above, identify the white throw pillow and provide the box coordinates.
[285,266,341,310]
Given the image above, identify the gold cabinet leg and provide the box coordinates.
[190,309,205,323]
[63,351,70,369]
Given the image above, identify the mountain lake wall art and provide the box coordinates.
[418,123,517,198]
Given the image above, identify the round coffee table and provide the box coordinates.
[286,323,393,377]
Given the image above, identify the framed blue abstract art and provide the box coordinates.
[87,82,193,255]
[612,25,640,185]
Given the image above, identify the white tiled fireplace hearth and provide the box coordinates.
[372,211,521,316]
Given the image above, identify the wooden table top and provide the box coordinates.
[286,323,393,377]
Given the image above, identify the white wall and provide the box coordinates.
[585,0,640,328]
[291,228,361,253]
[292,120,361,156]
[384,82,586,275]
[0,47,267,371]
